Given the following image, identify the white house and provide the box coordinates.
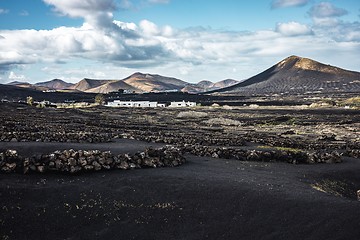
[157,103,166,107]
[106,100,158,107]
[106,100,196,108]
[169,100,196,107]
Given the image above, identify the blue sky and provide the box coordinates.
[0,0,359,84]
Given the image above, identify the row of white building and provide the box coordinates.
[106,100,196,108]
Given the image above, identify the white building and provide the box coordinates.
[106,100,158,107]
[157,103,166,107]
[106,100,196,108]
[169,100,196,107]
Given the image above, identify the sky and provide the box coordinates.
[0,0,359,84]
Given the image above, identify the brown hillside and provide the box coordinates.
[85,80,139,93]
[35,79,74,90]
[123,72,188,92]
[10,83,50,91]
[197,80,213,88]
[182,79,239,93]
[211,56,360,95]
[181,85,207,93]
[209,79,239,89]
[0,83,96,102]
[69,79,114,92]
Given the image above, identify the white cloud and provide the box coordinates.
[42,0,117,18]
[0,9,9,14]
[19,10,29,16]
[139,20,160,36]
[276,22,313,36]
[312,17,343,27]
[8,71,29,81]
[307,2,356,40]
[1,5,360,83]
[148,0,170,4]
[179,67,189,75]
[309,2,348,18]
[271,0,311,9]
[119,0,135,10]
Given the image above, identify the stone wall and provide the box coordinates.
[0,146,185,174]
[0,131,112,143]
[179,144,344,164]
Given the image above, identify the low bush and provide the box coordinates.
[177,111,208,118]
[203,118,242,126]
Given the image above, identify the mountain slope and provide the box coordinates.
[0,83,96,102]
[7,81,30,85]
[210,56,360,95]
[197,80,213,88]
[210,79,239,89]
[182,79,239,93]
[69,78,115,92]
[181,85,207,93]
[5,82,50,91]
[85,80,139,93]
[35,79,74,90]
[123,72,189,92]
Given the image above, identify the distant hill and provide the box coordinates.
[182,85,207,93]
[209,55,360,95]
[123,72,189,92]
[0,83,96,102]
[7,81,30,85]
[26,72,239,94]
[84,80,139,94]
[69,78,115,92]
[35,79,74,90]
[210,79,239,89]
[5,82,50,92]
[197,80,213,88]
[182,79,239,93]
[68,73,191,93]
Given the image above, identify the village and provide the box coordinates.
[105,100,196,108]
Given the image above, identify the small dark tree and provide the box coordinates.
[118,89,124,93]
[95,94,105,105]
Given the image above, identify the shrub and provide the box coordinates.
[95,94,105,105]
[177,111,208,118]
[222,105,233,110]
[203,118,242,126]
[26,96,34,106]
[249,104,259,108]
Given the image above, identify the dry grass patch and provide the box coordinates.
[176,111,208,119]
[204,118,242,126]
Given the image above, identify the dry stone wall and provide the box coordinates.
[1,143,349,175]
[179,144,344,164]
[0,131,112,143]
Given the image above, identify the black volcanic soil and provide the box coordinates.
[1,102,360,239]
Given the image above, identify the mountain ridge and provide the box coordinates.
[209,55,360,95]
[35,79,74,90]
[4,56,360,95]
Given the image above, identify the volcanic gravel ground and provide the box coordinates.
[2,103,360,150]
[1,103,360,239]
[1,142,360,240]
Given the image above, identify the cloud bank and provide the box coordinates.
[271,0,311,9]
[276,22,313,36]
[309,2,348,18]
[0,9,10,14]
[0,0,359,82]
[42,0,117,18]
